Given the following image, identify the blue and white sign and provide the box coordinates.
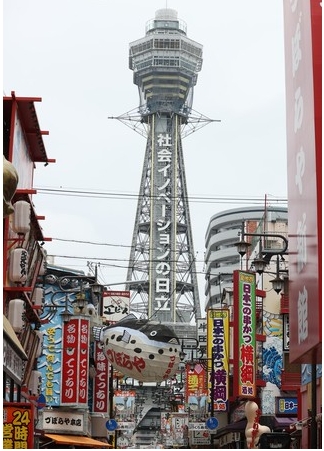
[206,417,219,430]
[106,419,118,431]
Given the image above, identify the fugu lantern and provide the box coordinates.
[94,315,181,382]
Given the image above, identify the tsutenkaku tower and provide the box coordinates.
[125,8,205,324]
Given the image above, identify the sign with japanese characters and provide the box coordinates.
[170,414,189,448]
[275,397,298,416]
[152,130,173,319]
[283,0,321,363]
[3,403,34,449]
[60,317,90,407]
[233,271,256,398]
[207,308,230,412]
[92,342,110,413]
[185,363,207,401]
[189,429,211,446]
[102,291,130,323]
[196,317,207,351]
[3,337,25,384]
[39,410,88,434]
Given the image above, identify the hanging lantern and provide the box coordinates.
[8,299,25,332]
[28,370,42,396]
[97,315,181,382]
[12,200,31,234]
[32,287,44,308]
[3,155,19,217]
[9,248,29,283]
[34,330,44,358]
[38,248,47,276]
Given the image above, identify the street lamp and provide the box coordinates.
[234,222,288,293]
[59,295,74,323]
[234,222,288,269]
[268,255,289,294]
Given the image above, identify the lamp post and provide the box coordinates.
[235,222,289,294]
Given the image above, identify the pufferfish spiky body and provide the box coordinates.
[94,315,181,382]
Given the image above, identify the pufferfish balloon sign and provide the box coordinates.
[94,315,181,382]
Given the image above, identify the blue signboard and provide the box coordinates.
[276,397,298,415]
[206,417,219,430]
[106,419,118,431]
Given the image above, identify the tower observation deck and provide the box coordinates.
[125,8,203,326]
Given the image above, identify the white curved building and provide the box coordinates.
[204,206,288,309]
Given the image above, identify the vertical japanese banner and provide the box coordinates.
[3,403,34,449]
[78,318,90,405]
[92,342,110,414]
[233,270,256,399]
[171,413,188,448]
[61,317,90,406]
[185,363,207,402]
[207,309,230,412]
[61,318,79,405]
[283,0,321,364]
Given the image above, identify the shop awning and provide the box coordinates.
[273,416,296,429]
[44,434,113,448]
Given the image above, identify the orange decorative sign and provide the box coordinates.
[3,403,34,449]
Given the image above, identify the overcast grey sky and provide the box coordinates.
[4,0,288,308]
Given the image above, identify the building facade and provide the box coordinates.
[3,92,55,448]
[204,205,288,308]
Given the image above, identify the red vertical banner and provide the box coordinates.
[3,403,34,449]
[185,364,207,402]
[233,270,256,399]
[61,318,79,405]
[61,317,90,407]
[78,318,90,405]
[283,0,321,363]
[93,342,110,413]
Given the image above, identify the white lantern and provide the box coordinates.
[8,298,25,332]
[34,330,44,358]
[29,370,42,396]
[38,248,47,276]
[9,248,29,283]
[32,287,44,307]
[12,200,31,234]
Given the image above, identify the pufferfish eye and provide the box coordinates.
[150,330,157,337]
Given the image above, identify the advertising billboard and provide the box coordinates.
[207,308,230,412]
[233,271,256,399]
[283,0,321,363]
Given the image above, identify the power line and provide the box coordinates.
[35,186,287,205]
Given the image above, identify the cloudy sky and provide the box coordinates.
[4,0,288,309]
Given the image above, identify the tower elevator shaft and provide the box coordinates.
[125,8,203,324]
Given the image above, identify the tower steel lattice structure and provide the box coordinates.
[124,8,205,324]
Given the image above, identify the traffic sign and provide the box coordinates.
[206,417,219,430]
[106,419,118,431]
